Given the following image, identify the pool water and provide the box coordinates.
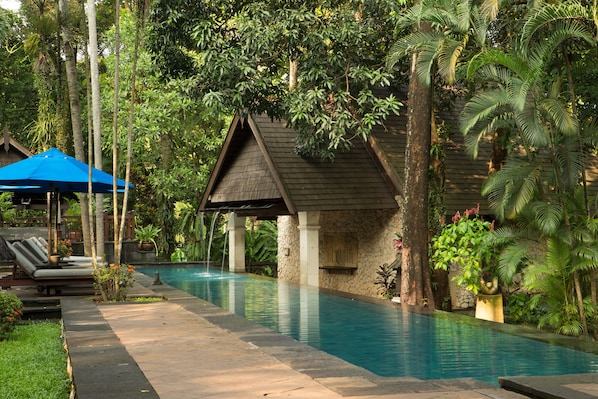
[139,266,598,386]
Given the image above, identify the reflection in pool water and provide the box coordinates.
[139,266,598,386]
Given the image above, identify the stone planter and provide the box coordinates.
[475,293,504,323]
[448,263,476,309]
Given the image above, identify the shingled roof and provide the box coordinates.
[367,101,492,215]
[201,105,493,217]
[0,125,33,167]
[200,114,400,217]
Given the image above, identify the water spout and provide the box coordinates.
[206,211,220,272]
[221,228,228,273]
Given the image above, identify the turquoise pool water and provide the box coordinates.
[139,266,598,386]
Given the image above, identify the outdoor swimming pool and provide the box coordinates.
[139,266,598,386]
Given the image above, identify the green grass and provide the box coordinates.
[0,321,70,399]
[130,296,164,303]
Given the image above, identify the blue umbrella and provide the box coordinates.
[0,147,132,193]
[0,148,133,260]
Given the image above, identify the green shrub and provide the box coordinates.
[0,291,23,340]
[94,264,136,301]
[431,205,498,295]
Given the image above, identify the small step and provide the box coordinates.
[21,298,61,320]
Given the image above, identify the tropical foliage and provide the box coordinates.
[431,205,497,295]
[374,263,397,298]
[462,1,598,336]
[245,220,278,265]
[149,0,404,160]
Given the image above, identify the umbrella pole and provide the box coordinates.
[55,192,60,255]
[47,192,52,262]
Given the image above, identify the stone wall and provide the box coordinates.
[319,209,400,297]
[277,209,401,298]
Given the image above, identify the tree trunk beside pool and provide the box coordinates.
[400,44,435,309]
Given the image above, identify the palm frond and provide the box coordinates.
[454,0,473,32]
[571,251,598,273]
[546,236,572,272]
[540,97,578,137]
[482,160,542,220]
[498,240,533,283]
[437,37,467,83]
[553,144,585,190]
[387,32,443,69]
[460,89,509,136]
[466,48,529,80]
[415,45,440,85]
[529,201,564,235]
[395,1,426,31]
[513,107,549,147]
[580,118,598,147]
[520,2,592,52]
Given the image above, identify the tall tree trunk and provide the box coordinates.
[400,31,435,309]
[117,0,150,263]
[86,0,104,261]
[574,271,589,336]
[112,0,121,264]
[59,0,91,256]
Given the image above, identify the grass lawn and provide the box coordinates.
[0,321,70,399]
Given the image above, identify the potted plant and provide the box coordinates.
[134,224,161,253]
[431,205,504,322]
[57,238,73,258]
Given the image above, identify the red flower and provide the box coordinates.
[452,211,461,223]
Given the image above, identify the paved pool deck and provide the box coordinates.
[30,273,598,398]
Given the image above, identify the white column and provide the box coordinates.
[298,211,320,286]
[227,212,246,273]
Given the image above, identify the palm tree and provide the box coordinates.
[388,0,498,85]
[461,2,598,336]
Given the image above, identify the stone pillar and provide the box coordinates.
[227,212,246,273]
[298,211,320,286]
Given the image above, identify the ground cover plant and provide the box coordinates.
[0,321,70,399]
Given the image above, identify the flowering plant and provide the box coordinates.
[93,264,136,302]
[0,291,23,340]
[56,239,73,257]
[431,205,498,295]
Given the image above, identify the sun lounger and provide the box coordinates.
[17,238,94,268]
[0,240,95,294]
[33,236,103,265]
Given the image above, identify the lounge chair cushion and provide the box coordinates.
[34,236,103,264]
[33,268,93,278]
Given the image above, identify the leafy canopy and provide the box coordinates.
[149,0,405,159]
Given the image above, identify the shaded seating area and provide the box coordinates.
[27,236,102,267]
[0,237,94,294]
